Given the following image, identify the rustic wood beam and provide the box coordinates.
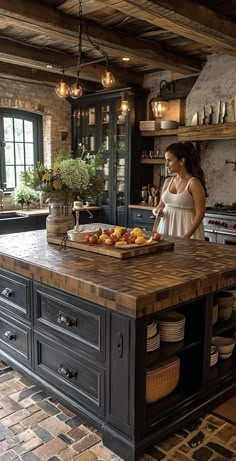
[0,61,100,92]
[0,37,142,86]
[0,0,201,73]
[100,0,236,56]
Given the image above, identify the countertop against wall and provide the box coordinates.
[0,206,102,217]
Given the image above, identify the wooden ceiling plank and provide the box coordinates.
[100,0,236,56]
[0,0,201,73]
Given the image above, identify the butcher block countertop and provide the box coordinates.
[0,230,235,318]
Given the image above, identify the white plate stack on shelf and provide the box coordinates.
[146,321,160,352]
[210,345,218,367]
[139,120,158,131]
[156,311,186,343]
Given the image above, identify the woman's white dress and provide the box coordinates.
[156,177,205,240]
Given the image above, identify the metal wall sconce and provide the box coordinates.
[151,79,175,119]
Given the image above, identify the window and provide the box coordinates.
[0,109,43,191]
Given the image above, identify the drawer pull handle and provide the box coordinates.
[58,363,77,380]
[137,214,142,218]
[57,312,77,327]
[149,215,155,220]
[1,288,14,298]
[4,330,16,341]
[117,331,123,358]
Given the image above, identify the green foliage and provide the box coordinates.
[12,184,38,206]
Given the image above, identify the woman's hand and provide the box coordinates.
[153,206,164,218]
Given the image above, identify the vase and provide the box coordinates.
[46,202,75,239]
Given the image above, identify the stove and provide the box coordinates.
[204,204,236,245]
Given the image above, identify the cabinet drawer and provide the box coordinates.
[0,312,32,366]
[0,268,31,320]
[130,209,155,230]
[33,282,105,362]
[34,331,105,416]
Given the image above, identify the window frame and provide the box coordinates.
[0,109,43,192]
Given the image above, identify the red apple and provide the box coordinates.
[153,232,161,241]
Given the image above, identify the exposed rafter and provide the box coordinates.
[99,0,236,56]
[0,0,201,74]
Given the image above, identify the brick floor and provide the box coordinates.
[0,362,236,461]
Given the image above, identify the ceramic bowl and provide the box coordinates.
[212,304,218,325]
[215,291,234,307]
[219,352,232,360]
[218,304,232,321]
[212,336,235,354]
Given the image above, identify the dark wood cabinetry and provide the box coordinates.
[70,88,147,227]
[0,262,235,461]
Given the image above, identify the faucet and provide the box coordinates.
[86,209,94,219]
[225,160,236,171]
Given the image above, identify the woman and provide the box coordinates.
[153,142,207,239]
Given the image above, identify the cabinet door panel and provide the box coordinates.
[34,331,105,416]
[0,267,31,320]
[0,311,31,365]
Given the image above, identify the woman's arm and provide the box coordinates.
[153,177,171,217]
[184,178,206,238]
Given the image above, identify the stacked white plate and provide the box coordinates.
[210,345,218,367]
[147,321,160,352]
[156,311,186,343]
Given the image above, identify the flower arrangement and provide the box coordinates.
[21,147,105,204]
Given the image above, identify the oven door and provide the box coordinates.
[216,231,236,245]
[204,229,217,243]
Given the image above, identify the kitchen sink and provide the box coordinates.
[0,212,27,219]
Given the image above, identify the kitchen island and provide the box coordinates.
[0,230,235,460]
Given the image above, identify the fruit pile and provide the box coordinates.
[84,227,161,246]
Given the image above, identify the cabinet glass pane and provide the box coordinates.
[116,157,126,207]
[115,102,128,152]
[101,155,110,205]
[86,106,96,152]
[101,104,110,151]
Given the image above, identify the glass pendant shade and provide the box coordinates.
[55,81,70,98]
[70,82,83,99]
[101,71,115,88]
[151,99,168,119]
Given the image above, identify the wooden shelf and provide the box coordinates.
[140,158,165,164]
[141,129,178,137]
[140,122,236,141]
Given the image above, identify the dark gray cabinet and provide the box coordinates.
[71,88,147,227]
[129,207,155,230]
[0,266,236,461]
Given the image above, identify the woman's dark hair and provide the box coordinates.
[165,141,207,195]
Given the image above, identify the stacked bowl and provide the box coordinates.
[212,336,235,360]
[146,321,160,352]
[156,311,186,342]
[210,345,218,367]
[215,291,233,321]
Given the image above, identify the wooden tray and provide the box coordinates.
[48,236,174,259]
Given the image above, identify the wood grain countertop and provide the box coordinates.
[0,230,235,318]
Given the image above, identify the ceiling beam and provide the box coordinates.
[0,37,142,86]
[99,0,236,56]
[0,0,201,73]
[0,61,100,92]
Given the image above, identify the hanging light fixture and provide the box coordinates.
[55,69,70,98]
[55,0,115,99]
[120,91,129,114]
[151,80,175,119]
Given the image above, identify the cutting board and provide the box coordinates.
[48,236,174,258]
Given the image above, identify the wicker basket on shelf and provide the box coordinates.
[146,356,180,404]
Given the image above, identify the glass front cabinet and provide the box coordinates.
[71,88,147,227]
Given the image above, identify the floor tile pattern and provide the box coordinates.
[0,362,236,461]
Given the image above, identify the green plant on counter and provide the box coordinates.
[12,184,38,209]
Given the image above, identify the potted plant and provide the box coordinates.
[12,184,38,210]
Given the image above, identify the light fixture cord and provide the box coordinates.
[84,20,109,65]
[76,0,83,84]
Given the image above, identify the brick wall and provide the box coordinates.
[0,77,72,166]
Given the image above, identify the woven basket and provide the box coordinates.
[146,356,180,404]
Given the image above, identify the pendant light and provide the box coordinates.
[120,91,129,114]
[55,0,115,99]
[55,69,70,98]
